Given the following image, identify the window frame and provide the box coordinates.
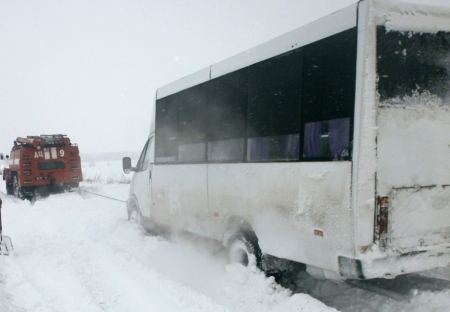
[137,139,151,171]
[154,27,357,165]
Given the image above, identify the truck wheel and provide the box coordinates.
[13,176,21,199]
[6,183,14,196]
[35,186,50,198]
[229,232,262,269]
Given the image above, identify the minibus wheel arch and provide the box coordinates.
[222,217,253,246]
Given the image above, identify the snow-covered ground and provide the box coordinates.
[0,160,449,311]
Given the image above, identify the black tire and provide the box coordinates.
[228,232,262,269]
[35,185,50,198]
[6,183,14,196]
[67,182,79,191]
[13,175,21,199]
[127,200,142,225]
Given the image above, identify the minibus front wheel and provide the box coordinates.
[127,197,142,225]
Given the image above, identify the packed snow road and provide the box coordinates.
[0,183,332,312]
[0,179,449,311]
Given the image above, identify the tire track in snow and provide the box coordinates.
[0,186,339,312]
[0,192,229,312]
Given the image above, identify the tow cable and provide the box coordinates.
[76,189,127,203]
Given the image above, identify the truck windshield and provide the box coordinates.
[377,26,450,104]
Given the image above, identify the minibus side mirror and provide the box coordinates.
[122,157,136,174]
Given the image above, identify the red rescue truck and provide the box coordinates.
[2,135,83,199]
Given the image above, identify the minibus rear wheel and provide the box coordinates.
[228,232,262,269]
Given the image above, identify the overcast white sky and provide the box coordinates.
[1,0,361,154]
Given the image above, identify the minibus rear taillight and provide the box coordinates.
[376,196,389,249]
[378,196,389,234]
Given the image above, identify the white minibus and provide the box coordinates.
[124,0,450,280]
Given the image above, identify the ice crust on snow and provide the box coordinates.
[372,0,450,33]
[379,90,447,108]
[356,0,450,184]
